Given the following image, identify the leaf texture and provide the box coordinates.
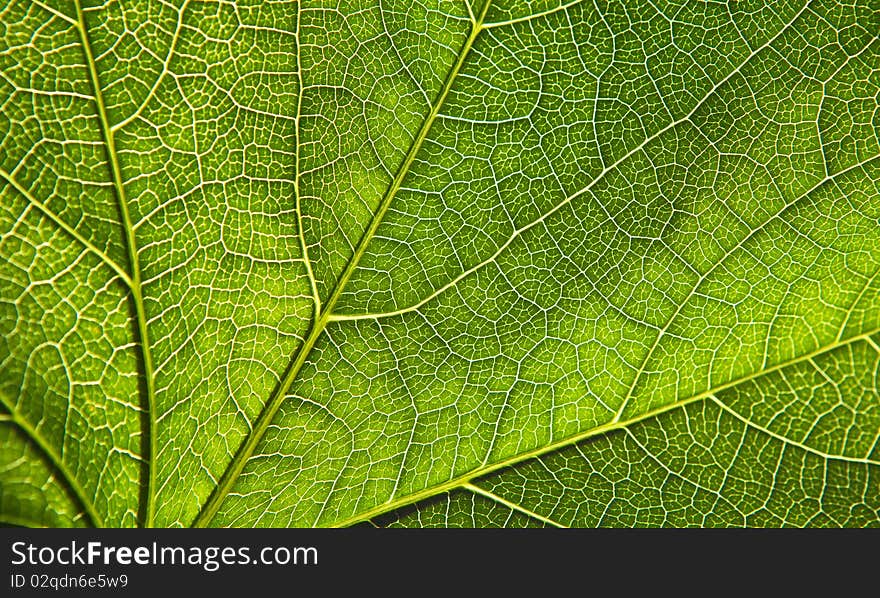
[0,0,878,528]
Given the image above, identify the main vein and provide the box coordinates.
[74,0,158,528]
[193,0,494,528]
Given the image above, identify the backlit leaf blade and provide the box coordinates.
[0,0,878,528]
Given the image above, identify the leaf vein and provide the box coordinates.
[463,482,567,528]
[74,0,158,527]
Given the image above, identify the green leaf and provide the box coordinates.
[1,0,878,528]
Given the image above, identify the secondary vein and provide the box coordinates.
[327,328,880,527]
[463,482,567,527]
[0,391,104,527]
[0,168,133,287]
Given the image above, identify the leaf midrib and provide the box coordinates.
[192,0,496,528]
[73,0,158,527]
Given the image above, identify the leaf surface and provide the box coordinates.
[0,0,878,527]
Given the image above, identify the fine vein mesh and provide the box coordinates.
[0,419,89,528]
[297,0,473,302]
[0,0,878,529]
[82,0,315,526]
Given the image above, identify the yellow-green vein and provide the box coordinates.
[0,168,133,287]
[73,0,158,528]
[463,482,567,527]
